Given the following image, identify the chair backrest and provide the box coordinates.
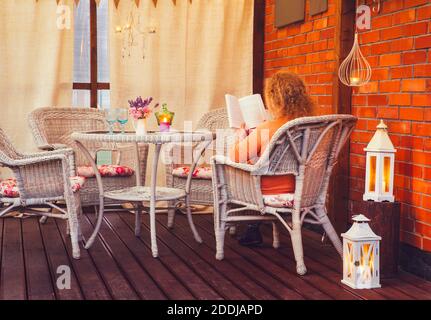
[28,107,108,166]
[0,128,22,164]
[196,108,229,131]
[255,115,357,208]
[166,108,231,168]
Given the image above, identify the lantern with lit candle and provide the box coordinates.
[155,103,175,132]
[363,120,396,202]
[341,215,381,289]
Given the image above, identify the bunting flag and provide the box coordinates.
[34,0,191,8]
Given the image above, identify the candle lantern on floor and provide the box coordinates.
[341,215,381,289]
[155,103,175,132]
[363,120,396,202]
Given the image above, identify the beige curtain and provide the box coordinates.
[0,0,74,154]
[110,0,254,183]
[110,0,253,127]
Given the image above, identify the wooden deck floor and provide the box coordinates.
[0,210,430,300]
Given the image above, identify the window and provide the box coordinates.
[73,0,110,108]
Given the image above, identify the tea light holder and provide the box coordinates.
[155,103,175,133]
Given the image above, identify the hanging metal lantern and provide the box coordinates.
[338,32,372,87]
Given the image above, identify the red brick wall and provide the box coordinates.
[350,0,431,252]
[264,0,431,252]
[264,0,338,115]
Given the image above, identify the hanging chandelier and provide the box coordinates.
[115,7,156,60]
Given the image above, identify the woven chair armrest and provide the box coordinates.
[23,148,74,159]
[211,155,256,173]
[6,153,69,168]
[37,143,69,151]
[211,155,264,207]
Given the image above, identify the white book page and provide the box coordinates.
[225,94,244,128]
[239,94,267,129]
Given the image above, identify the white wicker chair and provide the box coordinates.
[211,115,357,275]
[0,128,83,259]
[164,108,233,227]
[28,107,149,207]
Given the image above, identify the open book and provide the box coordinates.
[225,94,268,129]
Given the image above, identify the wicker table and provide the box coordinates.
[71,130,215,257]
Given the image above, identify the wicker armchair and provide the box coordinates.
[0,128,83,258]
[28,107,149,207]
[211,115,357,275]
[164,108,233,226]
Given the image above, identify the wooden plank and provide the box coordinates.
[121,213,223,300]
[150,215,302,300]
[0,218,26,300]
[79,215,139,300]
[172,214,327,300]
[158,214,276,300]
[0,218,3,290]
[39,218,83,300]
[85,213,166,300]
[168,216,304,300]
[103,213,194,300]
[397,271,431,294]
[55,219,112,300]
[256,223,389,300]
[298,228,431,300]
[154,214,270,300]
[198,216,358,300]
[22,218,55,300]
[268,225,416,300]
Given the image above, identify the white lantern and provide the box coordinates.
[363,120,396,202]
[341,215,381,289]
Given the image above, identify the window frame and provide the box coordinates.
[73,0,109,108]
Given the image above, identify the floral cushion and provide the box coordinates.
[70,176,86,193]
[263,193,295,208]
[172,166,212,180]
[77,165,135,178]
[0,179,20,198]
[0,177,86,198]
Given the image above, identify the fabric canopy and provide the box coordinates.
[109,0,254,183]
[0,0,74,153]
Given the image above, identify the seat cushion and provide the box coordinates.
[70,176,86,193]
[0,179,20,198]
[0,177,86,198]
[172,166,212,180]
[263,193,295,208]
[77,165,134,178]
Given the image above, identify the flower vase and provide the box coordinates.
[135,118,148,135]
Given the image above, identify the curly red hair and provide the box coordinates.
[264,72,314,119]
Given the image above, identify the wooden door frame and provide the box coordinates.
[329,0,356,232]
[253,0,265,95]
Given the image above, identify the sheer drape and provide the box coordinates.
[109,0,254,127]
[0,0,74,152]
[109,0,254,184]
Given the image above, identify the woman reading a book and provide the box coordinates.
[230,71,315,246]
